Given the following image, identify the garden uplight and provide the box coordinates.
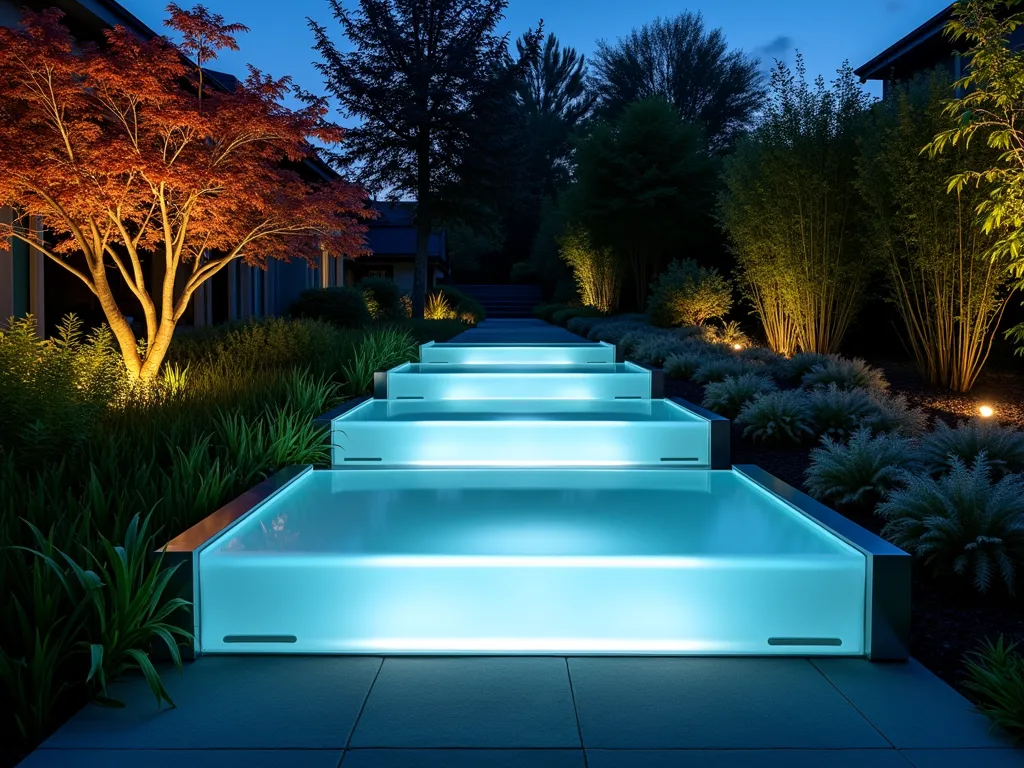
[979,404,995,418]
[732,343,743,351]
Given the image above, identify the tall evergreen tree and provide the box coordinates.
[591,12,763,152]
[309,0,540,315]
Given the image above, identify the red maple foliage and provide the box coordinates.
[0,6,372,381]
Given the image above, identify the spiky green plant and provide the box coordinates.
[879,456,1024,593]
[340,327,417,395]
[805,427,916,509]
[702,373,777,419]
[964,636,1024,742]
[918,419,1024,478]
[736,389,814,446]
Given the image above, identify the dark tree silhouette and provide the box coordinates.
[590,12,763,152]
[309,0,540,316]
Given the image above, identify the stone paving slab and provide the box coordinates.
[902,748,1024,767]
[349,658,580,748]
[341,749,584,767]
[585,749,915,768]
[568,657,888,749]
[811,658,1005,749]
[39,656,381,751]
[20,749,344,768]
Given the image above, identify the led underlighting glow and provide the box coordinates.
[979,404,995,418]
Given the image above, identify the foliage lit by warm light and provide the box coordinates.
[558,226,619,313]
[0,8,371,382]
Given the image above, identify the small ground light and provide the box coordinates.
[732,343,743,351]
[979,405,995,418]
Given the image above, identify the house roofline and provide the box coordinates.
[854,3,955,81]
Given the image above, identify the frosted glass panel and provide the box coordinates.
[419,341,616,365]
[198,468,866,655]
[331,399,711,467]
[386,362,652,400]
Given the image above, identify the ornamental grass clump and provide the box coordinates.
[918,420,1024,478]
[964,637,1024,743]
[805,427,917,510]
[340,327,417,395]
[773,351,832,387]
[878,456,1024,594]
[801,356,889,392]
[586,319,648,344]
[736,389,814,446]
[702,373,777,419]
[865,392,929,437]
[630,335,694,367]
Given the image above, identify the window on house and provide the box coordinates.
[368,267,392,279]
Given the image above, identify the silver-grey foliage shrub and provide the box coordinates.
[736,389,814,446]
[865,391,928,437]
[801,356,889,392]
[702,373,778,419]
[774,351,832,386]
[805,385,878,441]
[879,456,1024,594]
[693,357,752,384]
[805,427,917,509]
[664,352,710,381]
[918,420,1024,478]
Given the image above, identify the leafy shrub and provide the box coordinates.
[736,389,814,446]
[702,373,777,419]
[400,294,413,318]
[288,286,371,329]
[964,637,1024,742]
[425,292,457,320]
[438,286,485,323]
[647,259,732,328]
[806,385,880,441]
[879,456,1024,594]
[340,327,417,395]
[918,420,1024,478]
[801,356,889,392]
[693,357,751,384]
[0,315,126,466]
[533,303,570,322]
[359,277,403,320]
[664,352,710,381]
[551,306,604,327]
[805,427,917,509]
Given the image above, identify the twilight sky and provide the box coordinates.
[131,0,952,114]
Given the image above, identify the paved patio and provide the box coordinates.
[19,320,1023,767]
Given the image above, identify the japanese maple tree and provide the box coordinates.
[0,6,371,382]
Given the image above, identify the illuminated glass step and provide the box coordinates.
[196,468,867,655]
[419,341,616,365]
[381,362,655,400]
[327,398,713,467]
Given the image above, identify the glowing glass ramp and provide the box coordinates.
[197,467,868,656]
[327,398,714,467]
[419,341,615,365]
[382,362,654,400]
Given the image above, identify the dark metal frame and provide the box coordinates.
[669,396,731,470]
[733,464,911,661]
[160,465,314,657]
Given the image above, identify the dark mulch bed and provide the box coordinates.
[665,361,1024,697]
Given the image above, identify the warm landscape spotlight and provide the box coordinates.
[732,343,743,351]
[979,404,995,418]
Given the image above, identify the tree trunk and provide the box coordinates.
[413,133,431,319]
